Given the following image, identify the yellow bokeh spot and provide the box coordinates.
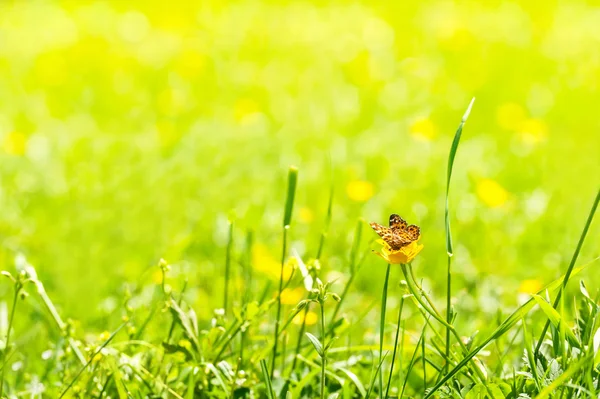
[496,103,527,131]
[298,207,314,223]
[175,50,206,78]
[519,279,543,294]
[409,118,437,141]
[98,331,110,341]
[252,244,293,281]
[476,179,509,208]
[346,180,374,202]
[151,268,163,284]
[280,287,305,305]
[518,118,548,145]
[3,132,27,156]
[293,310,318,326]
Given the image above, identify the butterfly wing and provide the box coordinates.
[389,214,408,231]
[371,216,421,251]
[405,225,421,241]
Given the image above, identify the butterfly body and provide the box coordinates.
[370,214,420,250]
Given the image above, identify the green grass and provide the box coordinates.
[1,1,600,398]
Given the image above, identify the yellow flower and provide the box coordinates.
[293,311,318,326]
[476,178,509,208]
[347,180,374,202]
[519,279,542,294]
[373,240,423,265]
[280,287,305,305]
[409,118,437,141]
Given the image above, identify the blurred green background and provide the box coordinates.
[0,1,598,324]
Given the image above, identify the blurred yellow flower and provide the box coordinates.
[518,118,548,145]
[496,103,526,131]
[347,180,374,202]
[3,132,27,156]
[280,287,305,305]
[519,279,542,294]
[373,240,423,265]
[476,179,508,208]
[252,244,293,281]
[293,310,318,326]
[409,118,437,141]
[151,268,163,284]
[98,331,110,341]
[298,207,314,223]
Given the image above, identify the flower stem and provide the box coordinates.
[379,264,391,398]
[0,285,19,398]
[385,296,404,399]
[401,263,486,383]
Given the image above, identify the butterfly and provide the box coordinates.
[370,214,421,250]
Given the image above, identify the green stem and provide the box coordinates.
[0,285,19,398]
[320,302,326,399]
[271,226,289,378]
[534,188,599,356]
[379,264,391,398]
[34,279,86,365]
[401,263,486,383]
[385,296,404,399]
[224,221,234,314]
[445,255,452,374]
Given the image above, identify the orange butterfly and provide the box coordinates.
[370,214,420,250]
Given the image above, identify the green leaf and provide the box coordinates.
[532,294,580,348]
[305,332,324,357]
[260,359,276,399]
[336,366,367,398]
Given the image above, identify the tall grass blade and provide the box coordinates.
[273,166,299,377]
[443,97,475,372]
[424,259,596,398]
[261,359,276,399]
[535,188,599,355]
[283,166,299,228]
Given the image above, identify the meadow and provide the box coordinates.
[0,1,599,398]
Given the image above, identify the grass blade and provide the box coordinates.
[443,97,475,372]
[424,258,596,398]
[261,359,276,399]
[59,322,126,398]
[535,188,599,355]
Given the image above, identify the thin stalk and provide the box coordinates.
[401,264,486,383]
[290,306,310,374]
[224,220,234,314]
[444,98,475,373]
[320,303,326,399]
[0,287,19,398]
[329,219,363,327]
[239,230,254,371]
[271,225,289,378]
[422,325,427,391]
[379,264,391,398]
[292,181,333,377]
[534,188,599,356]
[384,296,405,399]
[272,166,298,378]
[33,279,86,366]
